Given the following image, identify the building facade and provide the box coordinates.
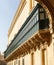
[4,0,54,65]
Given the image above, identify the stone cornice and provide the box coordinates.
[8,0,26,37]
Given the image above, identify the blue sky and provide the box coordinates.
[0,0,20,53]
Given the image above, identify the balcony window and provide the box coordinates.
[40,8,44,12]
[40,13,44,20]
[36,10,38,15]
[36,14,38,21]
[36,22,39,31]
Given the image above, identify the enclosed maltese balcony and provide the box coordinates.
[4,3,51,62]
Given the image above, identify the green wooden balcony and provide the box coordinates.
[4,3,49,58]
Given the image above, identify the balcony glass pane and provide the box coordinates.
[36,10,38,15]
[36,14,38,21]
[40,13,44,20]
[40,8,44,12]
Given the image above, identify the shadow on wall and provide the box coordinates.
[0,60,7,65]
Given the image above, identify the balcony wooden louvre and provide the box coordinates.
[4,3,51,62]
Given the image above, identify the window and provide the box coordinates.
[36,14,38,21]
[40,8,44,12]
[36,10,38,15]
[36,22,39,31]
[40,13,44,20]
[22,58,24,65]
[18,59,20,65]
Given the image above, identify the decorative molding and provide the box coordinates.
[8,0,26,37]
